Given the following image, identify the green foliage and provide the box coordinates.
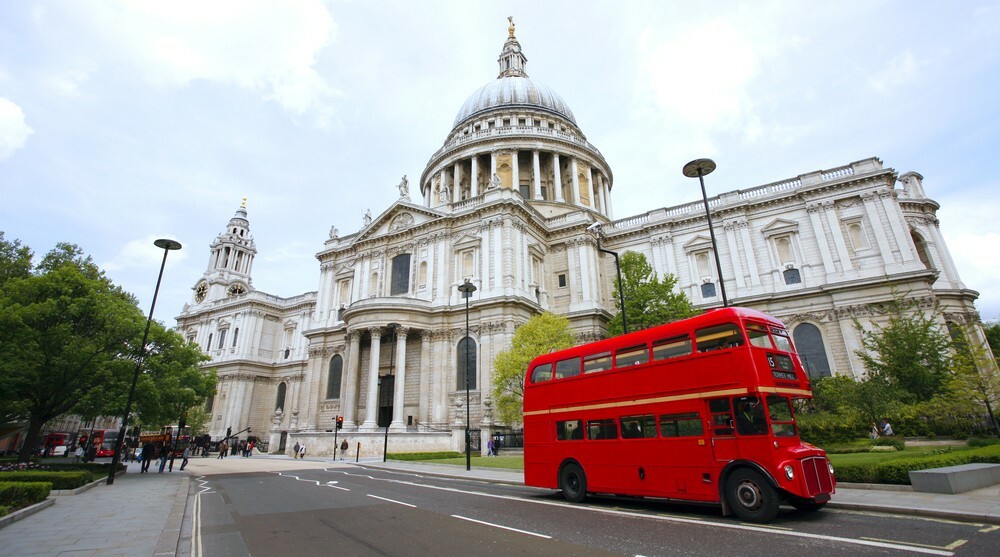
[983,322,1000,355]
[796,411,861,446]
[819,439,880,454]
[0,470,92,490]
[872,437,906,450]
[854,299,953,403]
[387,451,464,461]
[491,312,575,425]
[832,444,1000,484]
[968,437,1000,447]
[0,481,51,513]
[606,251,696,336]
[0,232,33,288]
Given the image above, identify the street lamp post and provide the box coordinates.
[682,158,728,307]
[457,278,477,471]
[589,223,628,334]
[383,323,399,462]
[107,238,182,485]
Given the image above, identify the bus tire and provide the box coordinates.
[559,463,587,503]
[725,468,779,522]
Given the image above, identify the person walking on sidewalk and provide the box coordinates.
[141,441,154,473]
[180,446,190,470]
[340,439,348,460]
[293,442,300,459]
[298,442,307,459]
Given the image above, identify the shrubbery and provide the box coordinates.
[834,444,1000,484]
[0,471,93,490]
[0,481,51,516]
[872,437,906,451]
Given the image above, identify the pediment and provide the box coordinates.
[682,235,714,253]
[454,233,482,249]
[760,218,800,238]
[354,202,445,243]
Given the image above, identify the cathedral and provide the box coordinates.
[175,22,985,457]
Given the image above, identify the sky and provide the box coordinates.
[1,0,998,325]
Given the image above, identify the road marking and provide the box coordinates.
[367,494,416,507]
[345,468,954,556]
[979,525,999,533]
[276,471,350,491]
[452,514,552,539]
[192,484,203,557]
[861,537,967,551]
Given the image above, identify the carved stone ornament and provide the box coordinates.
[389,213,415,232]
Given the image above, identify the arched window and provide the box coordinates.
[275,382,287,411]
[911,231,933,269]
[391,254,411,295]
[327,354,343,399]
[793,324,831,378]
[456,337,477,390]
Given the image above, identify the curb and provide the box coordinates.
[826,499,1000,525]
[0,498,55,530]
[155,474,191,556]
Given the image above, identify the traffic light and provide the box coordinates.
[226,426,232,438]
[336,416,344,430]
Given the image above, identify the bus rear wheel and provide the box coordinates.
[559,463,587,503]
[726,469,779,522]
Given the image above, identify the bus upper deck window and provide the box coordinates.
[771,327,793,352]
[652,335,692,360]
[696,324,745,352]
[615,345,649,367]
[746,323,773,349]
[555,357,581,379]
[530,363,553,383]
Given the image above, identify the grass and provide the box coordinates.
[392,454,525,470]
[826,445,964,467]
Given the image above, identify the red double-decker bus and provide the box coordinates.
[522,307,835,522]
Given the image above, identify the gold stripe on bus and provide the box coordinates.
[758,386,813,397]
[523,387,750,417]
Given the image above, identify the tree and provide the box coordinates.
[983,322,1000,356]
[0,232,33,287]
[854,299,953,403]
[132,322,216,428]
[491,313,575,425]
[943,324,1000,436]
[606,251,697,336]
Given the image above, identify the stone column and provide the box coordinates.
[343,330,362,426]
[418,330,432,425]
[862,191,894,265]
[879,189,916,262]
[724,220,746,289]
[738,221,761,286]
[532,150,542,199]
[552,153,564,202]
[807,203,836,274]
[823,201,853,272]
[569,158,580,205]
[511,149,519,193]
[390,327,409,430]
[361,326,382,429]
[453,163,462,202]
[470,156,479,197]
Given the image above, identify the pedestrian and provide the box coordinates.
[217,441,228,459]
[141,441,154,473]
[293,442,300,459]
[158,443,169,473]
[339,439,348,460]
[247,441,255,457]
[881,419,894,436]
[487,438,495,456]
[73,445,84,463]
[298,442,307,459]
[869,422,880,440]
[180,446,190,470]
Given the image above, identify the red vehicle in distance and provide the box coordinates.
[522,307,835,522]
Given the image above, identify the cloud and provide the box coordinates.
[868,50,920,93]
[81,0,340,126]
[0,97,33,160]
[102,235,188,273]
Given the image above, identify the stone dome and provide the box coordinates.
[453,76,577,128]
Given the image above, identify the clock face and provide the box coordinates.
[228,284,246,297]
[194,283,207,303]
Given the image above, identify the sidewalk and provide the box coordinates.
[1,457,997,557]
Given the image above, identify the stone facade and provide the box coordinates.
[174,26,986,457]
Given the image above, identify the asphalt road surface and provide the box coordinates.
[188,462,998,557]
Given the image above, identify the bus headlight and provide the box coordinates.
[827,461,835,476]
[784,464,795,480]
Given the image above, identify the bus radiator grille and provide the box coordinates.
[802,456,834,496]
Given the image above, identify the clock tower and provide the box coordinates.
[192,198,256,304]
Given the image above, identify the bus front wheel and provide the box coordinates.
[725,469,779,522]
[559,463,587,503]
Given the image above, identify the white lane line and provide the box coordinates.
[346,470,954,556]
[367,494,417,507]
[192,486,203,557]
[452,514,552,539]
[276,471,350,491]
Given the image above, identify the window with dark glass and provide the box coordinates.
[709,398,734,435]
[556,419,583,440]
[746,323,773,349]
[619,414,656,439]
[275,382,287,411]
[390,254,411,295]
[554,357,581,379]
[327,354,343,399]
[456,337,477,389]
[766,395,797,437]
[701,282,716,298]
[558,273,567,288]
[218,329,227,349]
[587,419,618,440]
[659,412,703,437]
[232,327,239,348]
[734,396,768,435]
[530,363,552,383]
[783,268,802,285]
[792,323,830,377]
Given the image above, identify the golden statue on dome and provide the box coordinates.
[241,196,247,208]
[508,16,515,38]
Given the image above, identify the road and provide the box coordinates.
[187,461,997,557]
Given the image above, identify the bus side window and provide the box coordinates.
[583,352,612,373]
[530,363,553,383]
[652,335,692,360]
[708,398,734,435]
[746,323,773,349]
[659,412,703,437]
[557,419,583,440]
[620,414,656,438]
[587,419,618,440]
[695,324,745,352]
[615,344,649,367]
[555,357,581,379]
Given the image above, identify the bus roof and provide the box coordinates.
[528,306,786,367]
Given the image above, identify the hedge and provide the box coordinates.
[835,444,1000,484]
[0,471,94,490]
[0,481,51,516]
